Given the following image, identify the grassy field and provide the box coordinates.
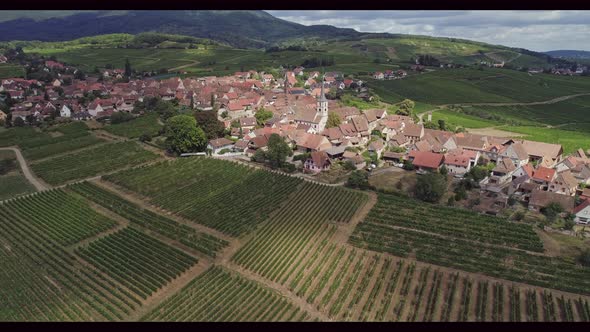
[501,126,590,155]
[430,109,501,129]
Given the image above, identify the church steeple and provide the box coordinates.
[317,75,328,117]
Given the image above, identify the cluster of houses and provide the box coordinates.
[3,59,590,225]
[372,70,408,80]
[205,74,590,224]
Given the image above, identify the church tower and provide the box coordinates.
[317,78,328,116]
[317,76,329,132]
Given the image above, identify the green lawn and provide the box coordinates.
[431,109,501,129]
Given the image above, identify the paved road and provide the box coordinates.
[0,147,48,191]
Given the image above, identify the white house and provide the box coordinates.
[208,138,235,155]
[60,105,72,118]
[574,199,590,224]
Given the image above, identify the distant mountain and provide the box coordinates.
[0,10,362,48]
[544,50,590,59]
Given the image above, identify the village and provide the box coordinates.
[1,58,590,231]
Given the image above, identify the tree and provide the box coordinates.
[540,202,564,222]
[164,115,207,154]
[396,99,415,116]
[578,249,590,267]
[346,170,369,190]
[110,112,134,124]
[415,172,447,203]
[124,58,132,78]
[466,166,489,182]
[438,119,446,131]
[343,160,357,171]
[326,112,341,128]
[252,149,266,163]
[194,111,225,140]
[423,121,438,129]
[139,133,152,142]
[266,133,291,169]
[255,108,274,126]
[74,70,86,80]
[439,165,448,176]
[402,159,414,171]
[13,117,25,127]
[210,93,216,108]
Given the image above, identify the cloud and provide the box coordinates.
[266,10,590,51]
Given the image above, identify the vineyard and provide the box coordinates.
[142,266,312,322]
[31,141,159,185]
[77,227,198,299]
[0,196,140,321]
[104,113,163,139]
[1,146,590,321]
[349,192,590,295]
[1,189,117,246]
[104,158,304,236]
[68,181,228,257]
[0,122,105,161]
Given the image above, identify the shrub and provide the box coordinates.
[415,172,447,203]
[139,133,152,142]
[343,160,357,171]
[280,163,296,173]
[346,170,369,190]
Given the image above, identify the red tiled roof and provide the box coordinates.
[533,166,556,182]
[409,150,444,169]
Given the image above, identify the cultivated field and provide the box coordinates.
[69,182,228,258]
[104,113,163,139]
[1,157,590,321]
[143,266,312,322]
[104,158,303,236]
[369,69,590,105]
[0,150,35,200]
[31,141,159,185]
[350,193,590,296]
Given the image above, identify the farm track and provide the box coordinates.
[418,92,590,123]
[0,146,48,191]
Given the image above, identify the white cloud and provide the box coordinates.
[266,10,590,51]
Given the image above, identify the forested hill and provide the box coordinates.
[0,10,362,48]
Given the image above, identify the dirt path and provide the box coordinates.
[418,92,590,123]
[92,179,233,243]
[332,191,377,244]
[0,146,49,191]
[168,60,200,72]
[224,261,330,322]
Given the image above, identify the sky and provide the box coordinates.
[266,10,590,52]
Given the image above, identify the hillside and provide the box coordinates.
[0,10,361,49]
[545,50,590,59]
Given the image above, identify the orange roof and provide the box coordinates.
[532,166,556,182]
[410,150,444,169]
